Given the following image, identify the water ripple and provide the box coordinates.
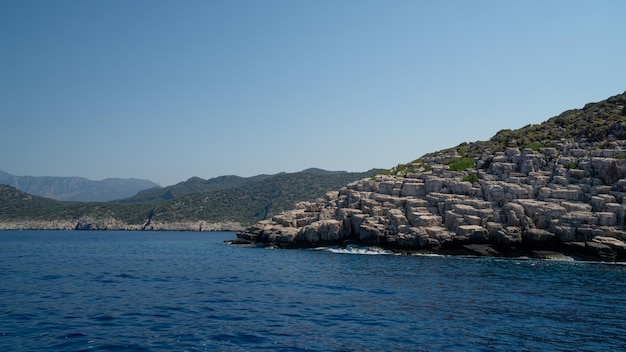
[2,230,626,351]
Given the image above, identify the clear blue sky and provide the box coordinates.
[1,0,625,186]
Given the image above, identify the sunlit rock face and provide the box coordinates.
[238,91,626,261]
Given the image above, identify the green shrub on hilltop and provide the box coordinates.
[423,93,626,161]
[456,143,470,156]
[376,162,425,178]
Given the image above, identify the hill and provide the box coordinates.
[0,168,382,230]
[0,171,159,202]
[143,169,382,226]
[238,90,626,262]
[119,174,274,203]
[0,184,154,229]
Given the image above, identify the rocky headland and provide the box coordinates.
[237,91,626,261]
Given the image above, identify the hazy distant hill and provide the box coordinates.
[0,184,153,225]
[0,171,159,202]
[0,184,68,219]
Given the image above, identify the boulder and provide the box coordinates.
[412,214,442,227]
[515,200,567,229]
[386,209,409,232]
[358,218,386,243]
[593,236,626,256]
[269,227,300,243]
[502,202,525,226]
[495,227,522,248]
[553,225,578,242]
[597,212,617,226]
[424,176,446,194]
[297,220,343,243]
[590,158,625,185]
[396,228,431,248]
[463,244,503,257]
[584,241,616,260]
[557,211,598,227]
[341,210,367,236]
[523,228,558,249]
[530,251,574,261]
[401,181,425,197]
[560,201,592,212]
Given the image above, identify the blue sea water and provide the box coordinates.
[1,231,626,351]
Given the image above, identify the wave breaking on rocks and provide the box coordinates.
[238,91,626,262]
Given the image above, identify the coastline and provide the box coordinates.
[0,220,244,232]
[229,236,625,262]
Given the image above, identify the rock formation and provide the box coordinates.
[237,91,626,261]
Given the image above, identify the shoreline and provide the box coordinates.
[0,220,244,232]
[228,238,626,263]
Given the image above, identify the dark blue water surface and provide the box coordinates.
[1,231,626,351]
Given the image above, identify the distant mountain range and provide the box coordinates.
[0,170,159,202]
[0,168,383,229]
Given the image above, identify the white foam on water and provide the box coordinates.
[544,256,576,262]
[314,245,394,255]
[411,253,446,258]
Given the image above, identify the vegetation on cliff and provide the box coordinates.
[376,92,626,179]
[239,90,626,261]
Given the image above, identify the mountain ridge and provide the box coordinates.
[237,90,626,262]
[0,168,382,230]
[120,173,275,203]
[0,171,159,202]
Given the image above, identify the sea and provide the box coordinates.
[1,230,625,352]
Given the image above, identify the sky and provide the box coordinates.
[1,0,625,187]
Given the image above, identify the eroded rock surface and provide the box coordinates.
[238,92,626,261]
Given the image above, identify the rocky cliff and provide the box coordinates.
[237,91,626,261]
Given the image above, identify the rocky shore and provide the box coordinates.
[237,92,626,262]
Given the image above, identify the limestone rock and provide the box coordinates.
[463,244,503,257]
[592,236,626,255]
[297,220,343,243]
[235,94,626,261]
[495,227,523,248]
[524,229,558,249]
[584,241,616,260]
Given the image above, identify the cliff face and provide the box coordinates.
[238,91,626,261]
